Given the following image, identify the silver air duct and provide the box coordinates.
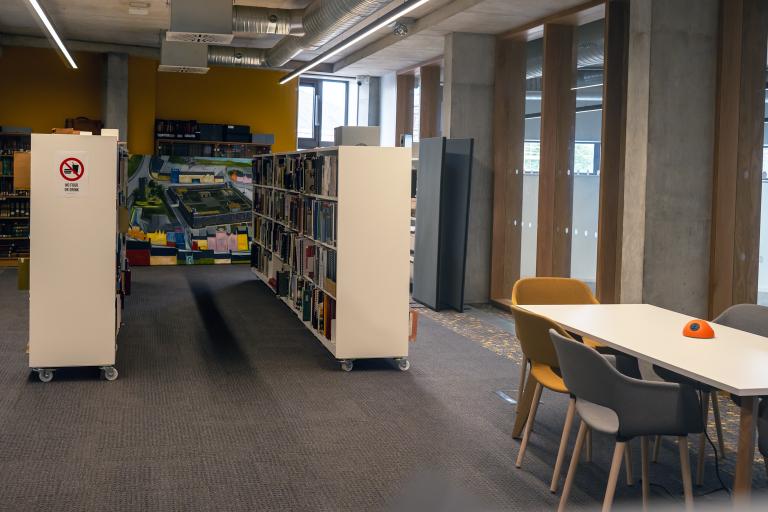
[265,0,391,68]
[207,46,267,68]
[232,5,305,36]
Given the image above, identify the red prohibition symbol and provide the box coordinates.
[60,157,85,182]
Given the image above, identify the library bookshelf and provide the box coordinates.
[29,134,128,383]
[251,146,411,371]
[0,132,31,267]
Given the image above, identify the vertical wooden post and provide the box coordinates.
[596,0,629,303]
[490,37,526,301]
[709,0,768,317]
[395,74,415,146]
[537,24,576,277]
[419,65,441,140]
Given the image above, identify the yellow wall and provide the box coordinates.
[156,66,297,152]
[0,47,103,133]
[0,47,298,154]
[127,56,157,155]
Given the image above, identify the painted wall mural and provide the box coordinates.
[125,154,253,266]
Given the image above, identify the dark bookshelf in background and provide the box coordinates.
[154,119,272,159]
[0,130,31,266]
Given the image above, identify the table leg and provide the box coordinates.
[733,396,757,506]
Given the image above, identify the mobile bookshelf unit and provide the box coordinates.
[28,134,128,382]
[251,146,411,371]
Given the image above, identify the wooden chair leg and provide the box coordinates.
[652,435,661,463]
[696,391,711,486]
[551,398,576,493]
[640,436,649,512]
[711,392,725,458]
[516,382,543,468]
[678,436,694,511]
[584,427,593,462]
[517,358,529,405]
[624,441,634,486]
[603,441,626,512]
[559,421,588,512]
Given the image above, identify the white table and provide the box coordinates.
[517,303,768,505]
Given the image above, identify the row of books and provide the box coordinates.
[1,158,13,176]
[251,242,336,342]
[155,119,198,139]
[253,153,338,197]
[0,199,29,217]
[0,221,28,238]
[254,190,337,246]
[0,140,30,153]
[0,180,16,195]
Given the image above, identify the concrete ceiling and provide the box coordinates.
[0,0,601,76]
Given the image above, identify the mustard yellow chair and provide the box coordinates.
[511,278,603,438]
[510,305,577,493]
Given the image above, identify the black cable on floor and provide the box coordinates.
[698,390,731,497]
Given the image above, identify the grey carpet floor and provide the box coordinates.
[0,265,764,511]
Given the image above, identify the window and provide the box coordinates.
[523,141,540,173]
[574,142,601,175]
[412,81,421,143]
[297,78,350,149]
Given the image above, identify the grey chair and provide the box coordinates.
[653,304,768,484]
[550,330,703,512]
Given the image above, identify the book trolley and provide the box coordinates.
[251,146,411,371]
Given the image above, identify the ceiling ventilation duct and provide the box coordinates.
[265,0,391,68]
[207,46,267,68]
[166,0,234,45]
[158,40,210,74]
[232,5,305,36]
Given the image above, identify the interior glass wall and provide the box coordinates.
[757,87,768,305]
[569,20,604,289]
[520,37,543,278]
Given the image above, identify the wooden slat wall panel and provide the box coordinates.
[395,74,415,146]
[490,38,527,301]
[536,24,576,277]
[419,65,441,140]
[709,0,768,317]
[595,0,628,303]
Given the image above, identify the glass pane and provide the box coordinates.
[297,85,315,139]
[759,87,768,306]
[569,20,604,290]
[321,81,347,143]
[521,37,543,278]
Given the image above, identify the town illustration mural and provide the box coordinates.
[126,154,253,266]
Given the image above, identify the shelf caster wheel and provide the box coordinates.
[340,360,354,372]
[37,369,54,383]
[396,358,410,372]
[101,366,118,381]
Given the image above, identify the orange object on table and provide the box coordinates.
[683,319,715,339]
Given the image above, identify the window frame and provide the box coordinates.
[297,77,350,149]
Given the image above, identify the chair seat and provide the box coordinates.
[576,399,619,435]
[530,363,568,394]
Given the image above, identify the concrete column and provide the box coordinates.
[442,32,495,304]
[102,52,128,140]
[620,0,719,316]
[356,76,381,127]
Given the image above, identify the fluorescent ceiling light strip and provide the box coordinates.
[570,82,603,91]
[279,0,431,85]
[27,0,78,69]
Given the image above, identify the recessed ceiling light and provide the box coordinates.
[129,2,150,15]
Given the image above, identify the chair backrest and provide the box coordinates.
[713,304,768,338]
[759,400,768,458]
[549,329,618,409]
[512,277,598,306]
[510,305,571,369]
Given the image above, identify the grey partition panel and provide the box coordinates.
[438,138,473,312]
[412,137,473,312]
[412,137,446,309]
